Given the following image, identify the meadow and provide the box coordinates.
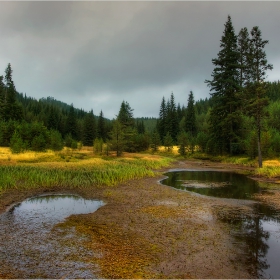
[0,147,172,194]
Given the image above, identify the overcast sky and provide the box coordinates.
[0,1,279,119]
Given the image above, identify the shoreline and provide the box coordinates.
[0,159,279,278]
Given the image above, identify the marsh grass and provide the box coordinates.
[0,147,172,193]
[254,165,280,178]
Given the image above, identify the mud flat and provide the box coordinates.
[0,159,279,278]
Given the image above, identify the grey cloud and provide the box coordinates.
[0,1,279,119]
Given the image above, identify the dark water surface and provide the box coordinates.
[161,171,280,279]
[0,194,104,278]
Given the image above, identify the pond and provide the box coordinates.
[161,170,280,279]
[0,194,104,278]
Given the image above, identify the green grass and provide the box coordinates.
[0,156,173,194]
[254,166,280,178]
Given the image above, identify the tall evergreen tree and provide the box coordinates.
[117,101,137,152]
[244,26,273,167]
[97,110,106,141]
[0,75,5,120]
[117,101,134,128]
[65,104,77,139]
[205,15,241,154]
[82,110,96,146]
[158,97,167,143]
[237,27,250,87]
[185,91,197,137]
[3,64,23,121]
[109,119,126,156]
[166,92,179,143]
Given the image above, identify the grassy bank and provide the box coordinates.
[0,147,172,194]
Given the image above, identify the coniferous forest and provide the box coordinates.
[0,16,280,166]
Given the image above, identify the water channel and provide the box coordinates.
[0,194,104,278]
[161,170,280,279]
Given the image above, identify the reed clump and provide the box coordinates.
[254,166,280,178]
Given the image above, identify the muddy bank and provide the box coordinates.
[0,159,278,278]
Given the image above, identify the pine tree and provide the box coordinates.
[65,104,77,139]
[97,110,106,141]
[109,120,126,156]
[237,27,250,88]
[185,91,197,137]
[117,101,134,128]
[163,131,173,152]
[150,130,161,153]
[205,15,241,154]
[117,101,137,152]
[82,110,96,146]
[166,92,179,143]
[178,131,188,157]
[244,26,273,167]
[0,76,5,120]
[3,64,23,121]
[158,97,167,143]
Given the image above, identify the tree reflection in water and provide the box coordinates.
[161,171,280,278]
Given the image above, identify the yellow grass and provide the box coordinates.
[263,160,280,167]
[157,145,179,155]
[0,146,173,193]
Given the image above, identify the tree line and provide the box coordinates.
[0,15,279,162]
[152,16,280,167]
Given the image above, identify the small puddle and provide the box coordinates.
[0,194,104,278]
[161,171,280,279]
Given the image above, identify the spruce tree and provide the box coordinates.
[0,76,4,120]
[166,92,179,143]
[237,27,250,87]
[244,26,273,167]
[117,101,136,152]
[65,104,77,139]
[158,97,167,143]
[117,101,134,128]
[82,110,96,146]
[205,15,241,154]
[185,91,197,137]
[3,64,23,121]
[109,119,126,156]
[97,110,106,141]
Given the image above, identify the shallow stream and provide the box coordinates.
[0,194,104,278]
[161,170,280,279]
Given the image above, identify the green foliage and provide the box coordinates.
[65,134,74,148]
[205,15,241,155]
[49,130,64,151]
[185,91,197,137]
[196,131,208,153]
[94,138,104,155]
[108,120,126,156]
[163,132,173,152]
[82,110,96,146]
[65,104,78,140]
[31,134,47,152]
[150,131,161,153]
[10,131,26,154]
[97,110,107,141]
[178,131,188,157]
[117,101,134,128]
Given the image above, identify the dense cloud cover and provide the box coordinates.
[0,2,279,118]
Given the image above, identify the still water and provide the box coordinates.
[0,194,104,278]
[161,171,280,279]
